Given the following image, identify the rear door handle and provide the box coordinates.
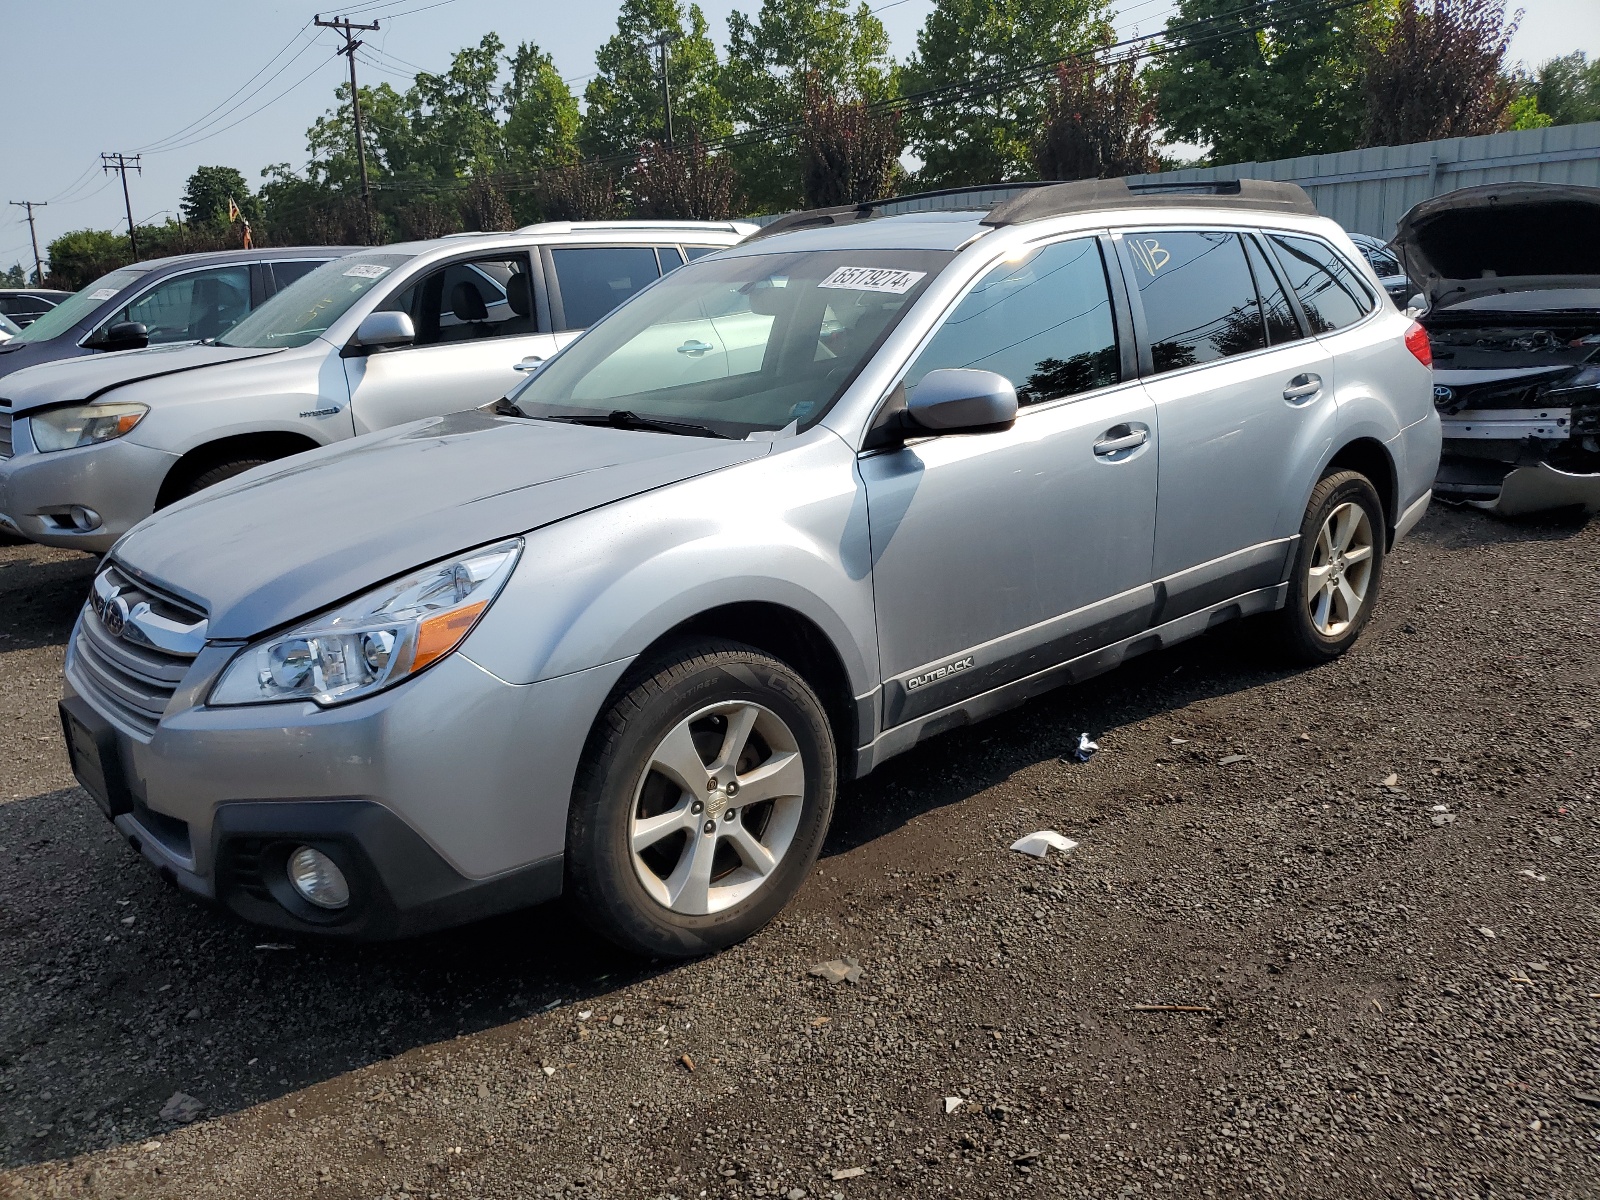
[1283,373,1323,404]
[1093,424,1150,457]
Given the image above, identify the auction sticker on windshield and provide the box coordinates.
[343,263,392,279]
[818,266,926,294]
[88,288,119,300]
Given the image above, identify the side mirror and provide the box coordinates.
[101,321,148,351]
[351,310,415,353]
[906,369,1018,432]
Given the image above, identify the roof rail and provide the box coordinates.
[514,219,758,236]
[981,178,1317,225]
[743,177,1317,242]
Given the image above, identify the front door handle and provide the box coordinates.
[513,355,545,373]
[677,340,714,358]
[1093,424,1150,457]
[1283,373,1323,404]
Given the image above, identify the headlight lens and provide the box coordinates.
[30,403,149,452]
[209,538,522,707]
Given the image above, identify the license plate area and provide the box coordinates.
[59,697,133,818]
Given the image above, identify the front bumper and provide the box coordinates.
[61,613,632,938]
[0,430,178,552]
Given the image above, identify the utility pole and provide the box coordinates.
[8,200,47,283]
[315,14,381,241]
[648,30,682,150]
[101,153,142,260]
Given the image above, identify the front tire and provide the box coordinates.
[1273,469,1386,663]
[566,640,837,958]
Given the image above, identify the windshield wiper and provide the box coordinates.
[536,409,735,439]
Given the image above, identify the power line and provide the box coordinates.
[151,51,339,155]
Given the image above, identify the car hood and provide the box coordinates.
[1393,183,1600,311]
[0,342,278,413]
[0,334,93,383]
[112,411,772,639]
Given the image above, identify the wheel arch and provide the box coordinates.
[155,431,322,509]
[1323,436,1399,546]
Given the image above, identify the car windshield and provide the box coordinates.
[218,252,411,349]
[11,267,145,343]
[509,248,952,437]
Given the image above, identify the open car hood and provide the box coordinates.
[1393,183,1600,311]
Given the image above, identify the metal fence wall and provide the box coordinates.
[1124,121,1600,240]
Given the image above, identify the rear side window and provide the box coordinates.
[1267,234,1373,333]
[683,246,720,261]
[270,259,324,293]
[551,246,662,329]
[1243,235,1301,345]
[1125,231,1266,373]
[904,236,1120,406]
[658,246,686,272]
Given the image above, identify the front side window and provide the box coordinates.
[1268,234,1373,333]
[103,265,250,344]
[219,253,414,349]
[904,237,1120,405]
[379,254,538,346]
[551,246,662,329]
[511,248,950,438]
[1125,231,1267,373]
[11,267,146,344]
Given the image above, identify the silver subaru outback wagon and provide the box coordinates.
[59,179,1440,957]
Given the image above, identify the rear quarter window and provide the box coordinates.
[1268,234,1374,333]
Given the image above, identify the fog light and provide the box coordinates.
[69,506,101,531]
[287,845,349,909]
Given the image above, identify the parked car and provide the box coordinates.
[0,312,19,344]
[0,288,72,327]
[1393,182,1600,515]
[0,221,753,550]
[1348,233,1411,306]
[0,248,352,384]
[58,179,1437,955]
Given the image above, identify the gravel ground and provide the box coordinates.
[1,506,1597,1200]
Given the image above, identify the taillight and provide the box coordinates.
[1404,321,1432,368]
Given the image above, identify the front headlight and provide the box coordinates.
[30,403,150,452]
[209,538,522,707]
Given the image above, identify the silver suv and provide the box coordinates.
[0,221,752,550]
[59,180,1440,957]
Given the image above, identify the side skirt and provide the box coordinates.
[852,582,1287,777]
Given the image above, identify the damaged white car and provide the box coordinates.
[1394,182,1600,515]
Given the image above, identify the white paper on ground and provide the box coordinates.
[1009,830,1079,858]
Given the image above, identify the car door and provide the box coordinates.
[344,251,558,433]
[860,235,1160,728]
[1117,228,1336,618]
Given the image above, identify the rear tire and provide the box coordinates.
[178,459,271,500]
[566,639,836,959]
[1273,469,1386,664]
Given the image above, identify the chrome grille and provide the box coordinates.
[0,412,12,458]
[68,565,207,740]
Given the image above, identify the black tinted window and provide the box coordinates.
[551,246,661,329]
[271,259,324,293]
[1268,234,1372,333]
[1126,231,1266,373]
[658,246,685,272]
[905,237,1119,406]
[683,245,719,261]
[1243,234,1300,345]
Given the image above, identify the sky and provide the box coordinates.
[2,0,1597,271]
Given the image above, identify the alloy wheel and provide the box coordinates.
[1306,500,1375,637]
[629,701,805,916]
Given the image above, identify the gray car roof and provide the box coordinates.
[128,245,358,274]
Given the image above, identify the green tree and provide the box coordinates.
[45,229,132,289]
[722,0,896,210]
[1,263,26,287]
[406,34,510,178]
[305,80,414,189]
[1152,0,1377,165]
[503,40,582,173]
[901,0,1111,188]
[1504,94,1552,130]
[1534,51,1600,125]
[179,165,258,227]
[582,0,728,159]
